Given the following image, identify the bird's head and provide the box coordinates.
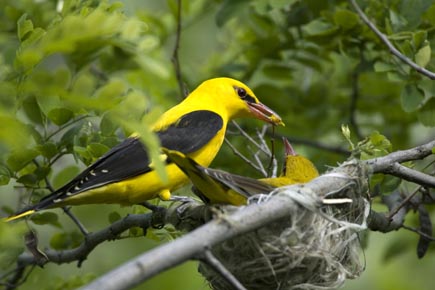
[281,138,319,181]
[191,78,284,126]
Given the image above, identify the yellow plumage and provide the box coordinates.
[6,77,283,221]
[164,139,319,206]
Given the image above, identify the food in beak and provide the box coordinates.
[248,102,285,126]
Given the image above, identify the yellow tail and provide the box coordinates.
[3,210,35,222]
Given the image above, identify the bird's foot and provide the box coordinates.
[139,202,166,229]
[169,195,196,204]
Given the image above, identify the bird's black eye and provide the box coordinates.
[236,87,247,99]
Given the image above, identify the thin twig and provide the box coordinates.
[171,0,185,99]
[62,207,89,236]
[402,224,435,242]
[269,133,350,155]
[200,249,247,290]
[349,48,363,140]
[349,0,435,80]
[44,115,90,141]
[4,264,26,290]
[224,138,267,176]
[386,186,421,220]
[32,160,89,235]
[231,121,270,155]
[266,126,277,177]
[256,127,277,177]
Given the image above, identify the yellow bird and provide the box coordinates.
[163,138,319,205]
[6,77,283,221]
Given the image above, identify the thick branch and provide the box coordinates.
[349,0,435,80]
[80,162,366,290]
[367,140,435,170]
[17,213,153,267]
[384,163,435,188]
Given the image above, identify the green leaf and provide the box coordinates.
[423,4,435,26]
[87,143,110,158]
[412,31,427,49]
[383,237,409,262]
[37,142,58,159]
[303,19,339,37]
[418,98,435,126]
[47,108,74,126]
[333,9,359,30]
[60,124,84,148]
[17,14,33,41]
[22,96,45,124]
[27,124,43,144]
[262,63,293,80]
[16,173,38,186]
[108,211,122,224]
[215,0,250,27]
[31,212,61,228]
[21,27,45,48]
[128,226,144,237]
[7,149,39,171]
[95,79,126,105]
[0,222,27,269]
[373,61,396,73]
[399,0,433,30]
[401,84,424,112]
[49,231,83,250]
[415,43,431,68]
[34,165,50,180]
[100,114,118,136]
[52,165,81,189]
[0,165,11,186]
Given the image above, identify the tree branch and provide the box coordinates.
[384,163,435,188]
[79,160,367,290]
[171,0,186,99]
[272,133,350,156]
[349,0,435,80]
[16,213,155,268]
[367,140,435,168]
[199,250,247,290]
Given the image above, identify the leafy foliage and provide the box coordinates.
[0,0,434,289]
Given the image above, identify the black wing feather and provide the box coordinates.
[36,110,223,208]
[202,167,276,197]
[157,110,223,153]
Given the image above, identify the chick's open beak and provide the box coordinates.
[283,138,296,156]
[248,102,285,126]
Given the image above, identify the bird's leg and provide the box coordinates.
[169,195,196,204]
[158,188,196,204]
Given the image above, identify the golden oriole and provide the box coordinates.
[163,138,319,205]
[6,77,283,221]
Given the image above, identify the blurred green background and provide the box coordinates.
[1,0,434,289]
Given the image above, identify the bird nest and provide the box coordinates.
[197,162,369,290]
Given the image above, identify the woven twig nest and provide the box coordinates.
[198,161,369,290]
[167,161,369,290]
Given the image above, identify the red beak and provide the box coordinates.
[283,138,296,156]
[247,102,284,126]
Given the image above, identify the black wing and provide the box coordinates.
[157,110,223,153]
[34,110,223,209]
